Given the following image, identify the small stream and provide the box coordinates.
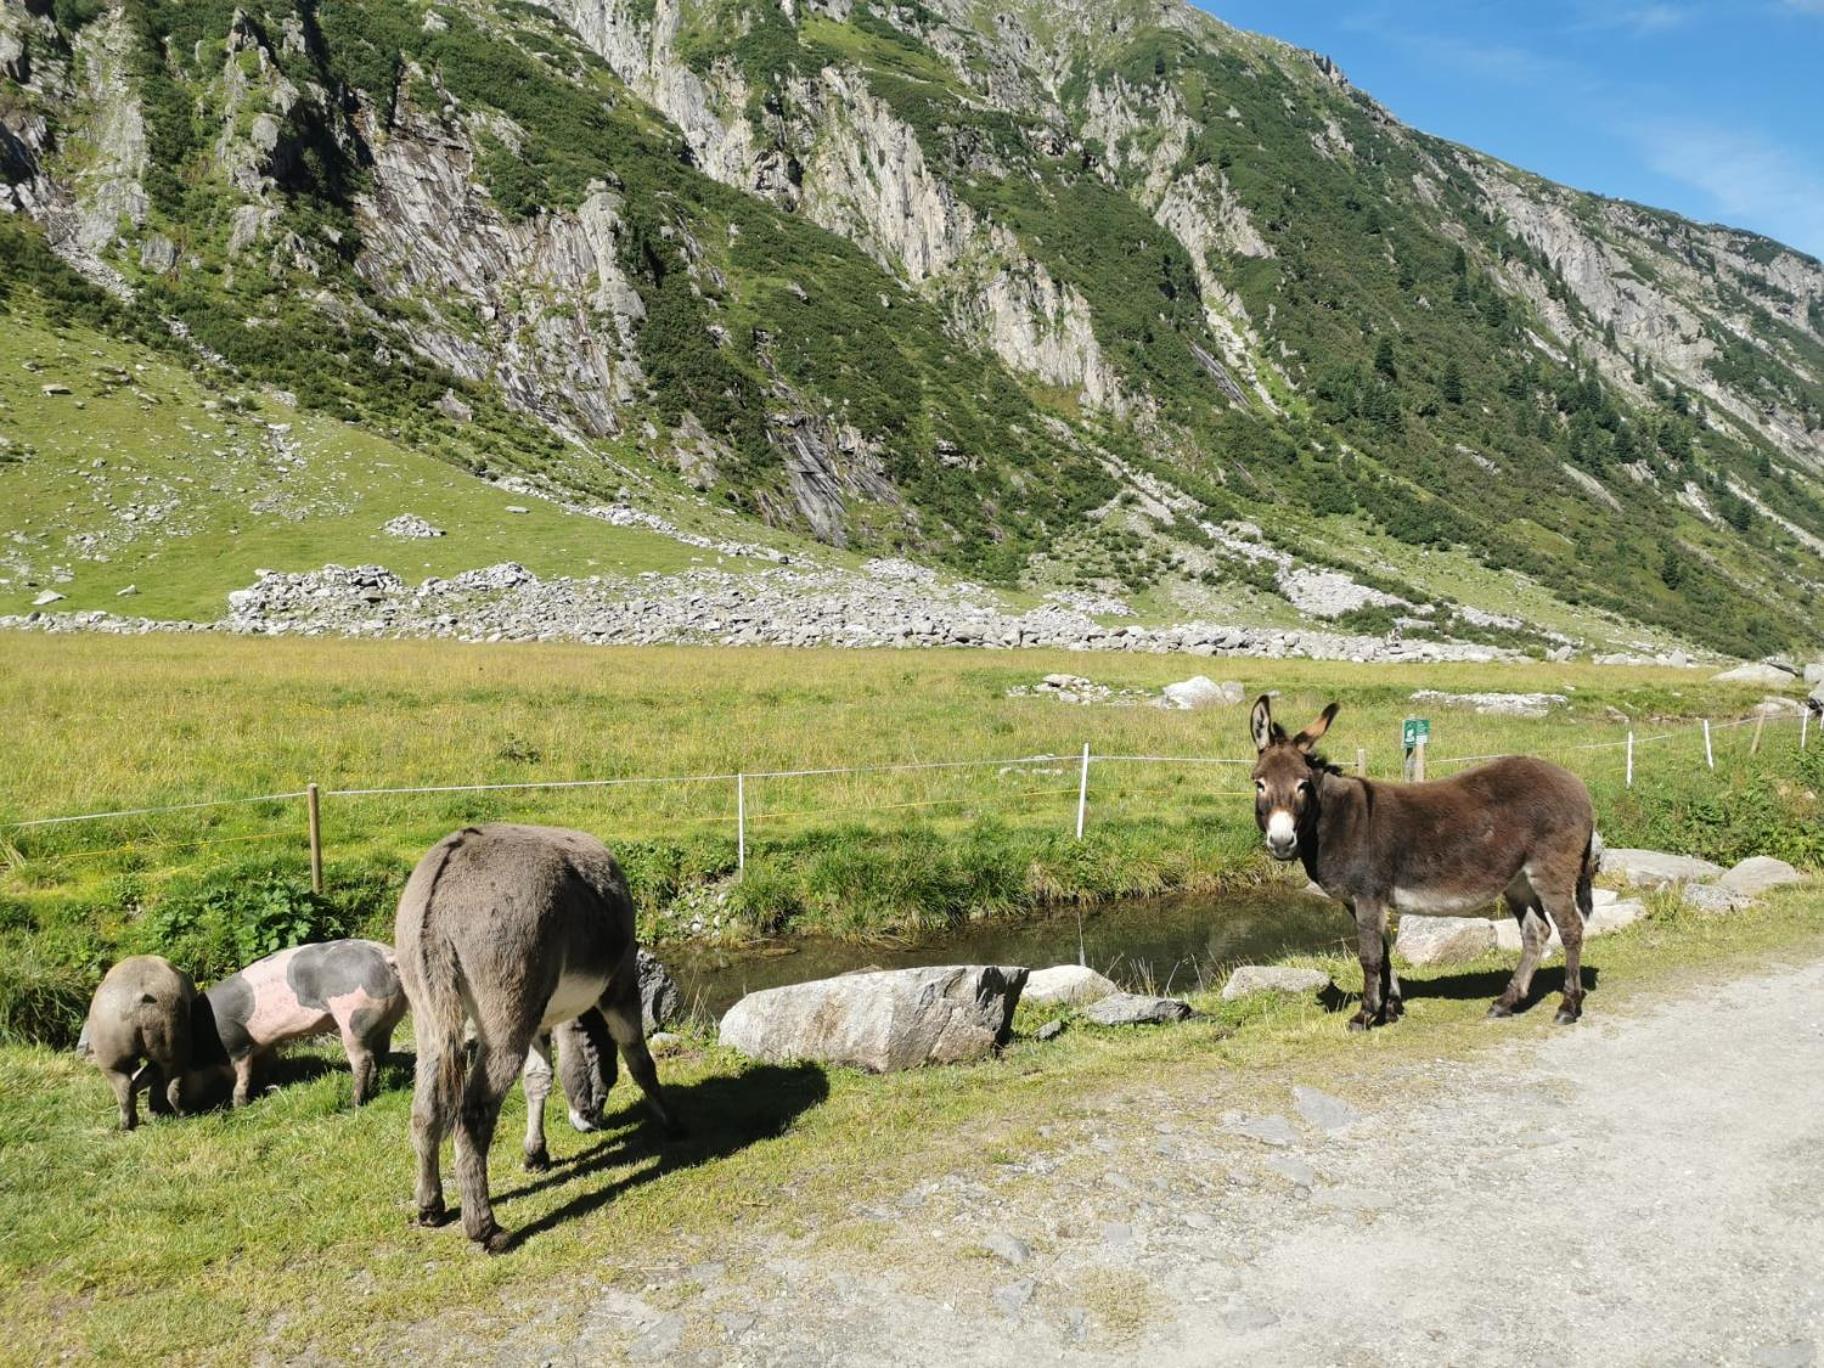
[666,886,1353,1019]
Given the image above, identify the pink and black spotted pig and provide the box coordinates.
[186,939,408,1108]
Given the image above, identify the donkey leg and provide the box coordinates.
[1380,932,1404,1020]
[1490,883,1551,1018]
[1543,890,1586,1025]
[559,1010,616,1132]
[410,1021,456,1227]
[454,1032,532,1253]
[1350,901,1392,1031]
[520,1033,554,1172]
[600,987,682,1137]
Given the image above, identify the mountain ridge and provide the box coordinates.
[2,0,1821,657]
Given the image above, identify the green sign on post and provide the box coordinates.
[1403,717,1431,749]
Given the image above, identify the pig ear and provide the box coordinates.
[1293,702,1339,753]
[1250,696,1283,752]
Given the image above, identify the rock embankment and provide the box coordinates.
[1,561,1520,663]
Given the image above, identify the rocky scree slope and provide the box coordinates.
[1,0,1822,657]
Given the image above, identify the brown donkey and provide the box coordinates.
[396,824,679,1252]
[1249,696,1598,1029]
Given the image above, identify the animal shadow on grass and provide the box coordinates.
[1405,965,1601,1010]
[492,1062,829,1252]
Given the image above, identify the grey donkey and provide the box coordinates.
[82,955,196,1129]
[396,824,681,1252]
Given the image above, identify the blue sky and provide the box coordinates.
[1195,1,1824,258]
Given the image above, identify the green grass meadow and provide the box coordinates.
[2,633,1820,1048]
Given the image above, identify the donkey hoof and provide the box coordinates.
[1384,998,1405,1021]
[523,1148,551,1173]
[414,1203,451,1229]
[474,1224,512,1255]
[1553,1006,1582,1026]
[1486,1002,1515,1020]
[1347,1015,1371,1033]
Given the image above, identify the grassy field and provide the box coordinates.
[2,633,1820,1047]
[1,883,1819,1363]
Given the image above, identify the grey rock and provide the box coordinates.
[982,1232,1030,1266]
[1034,1019,1064,1042]
[1100,1221,1133,1246]
[993,1280,1035,1317]
[1683,883,1752,914]
[1712,662,1798,687]
[1022,964,1117,1006]
[1493,900,1648,950]
[1409,688,1567,718]
[1718,856,1803,897]
[1221,965,1331,1000]
[1395,916,1496,966]
[637,948,681,1036]
[645,1031,684,1055]
[626,1314,683,1361]
[1292,1085,1361,1133]
[718,965,1028,1072]
[1264,1154,1315,1187]
[1082,993,1193,1026]
[1229,1113,1299,1147]
[1603,848,1727,888]
[1160,675,1244,709]
[382,514,445,539]
[31,590,65,606]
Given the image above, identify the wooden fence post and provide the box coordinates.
[1355,745,1367,776]
[1804,709,1811,752]
[1625,732,1634,789]
[1411,738,1426,782]
[736,773,746,875]
[1703,719,1715,770]
[1075,743,1091,840]
[1750,713,1766,756]
[306,783,323,895]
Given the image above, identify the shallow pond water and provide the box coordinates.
[666,884,1354,1019]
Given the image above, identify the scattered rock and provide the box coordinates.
[115,584,138,597]
[1227,1112,1299,1147]
[1292,1085,1361,1133]
[504,505,530,514]
[1718,856,1802,898]
[32,590,65,606]
[382,514,446,539]
[1100,1221,1133,1246]
[1160,675,1245,710]
[1221,966,1332,1001]
[982,1232,1030,1266]
[39,383,71,396]
[1712,663,1798,687]
[1409,689,1568,718]
[1022,964,1118,1006]
[992,1281,1035,1318]
[717,965,1028,1072]
[1602,848,1726,889]
[1394,916,1496,966]
[645,1031,684,1056]
[1804,662,1824,686]
[1264,1154,1316,1187]
[1081,993,1193,1026]
[1034,1019,1064,1042]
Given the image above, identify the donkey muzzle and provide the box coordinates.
[1264,811,1299,860]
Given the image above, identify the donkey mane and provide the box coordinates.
[1304,749,1343,777]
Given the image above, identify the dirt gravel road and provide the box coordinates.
[463,956,1824,1366]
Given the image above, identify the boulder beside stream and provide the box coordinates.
[718,965,1029,1072]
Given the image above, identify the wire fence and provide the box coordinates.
[2,704,1813,886]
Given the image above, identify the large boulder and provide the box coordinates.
[637,949,681,1036]
[1493,900,1647,951]
[1023,964,1118,1007]
[1082,993,1193,1026]
[718,965,1028,1073]
[1804,662,1824,686]
[1601,848,1725,889]
[1221,966,1332,1001]
[1160,676,1244,710]
[1717,856,1803,898]
[1711,662,1797,687]
[1394,916,1496,966]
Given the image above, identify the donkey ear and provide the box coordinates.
[1250,696,1277,752]
[1292,702,1340,752]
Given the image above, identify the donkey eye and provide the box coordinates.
[1254,779,1266,793]
[1296,780,1311,794]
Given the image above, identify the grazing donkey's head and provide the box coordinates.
[1249,695,1339,860]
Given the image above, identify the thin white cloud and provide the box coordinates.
[1779,0,1824,14]
[1578,4,1697,34]
[1632,120,1824,256]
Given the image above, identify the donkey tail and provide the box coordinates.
[1577,830,1603,921]
[401,834,472,1120]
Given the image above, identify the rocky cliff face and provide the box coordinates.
[2,0,1821,656]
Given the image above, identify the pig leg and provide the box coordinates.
[231,1053,257,1108]
[520,1033,554,1172]
[342,1032,378,1107]
[140,1062,174,1116]
[105,1064,139,1130]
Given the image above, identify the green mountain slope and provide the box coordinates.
[2,0,1821,655]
